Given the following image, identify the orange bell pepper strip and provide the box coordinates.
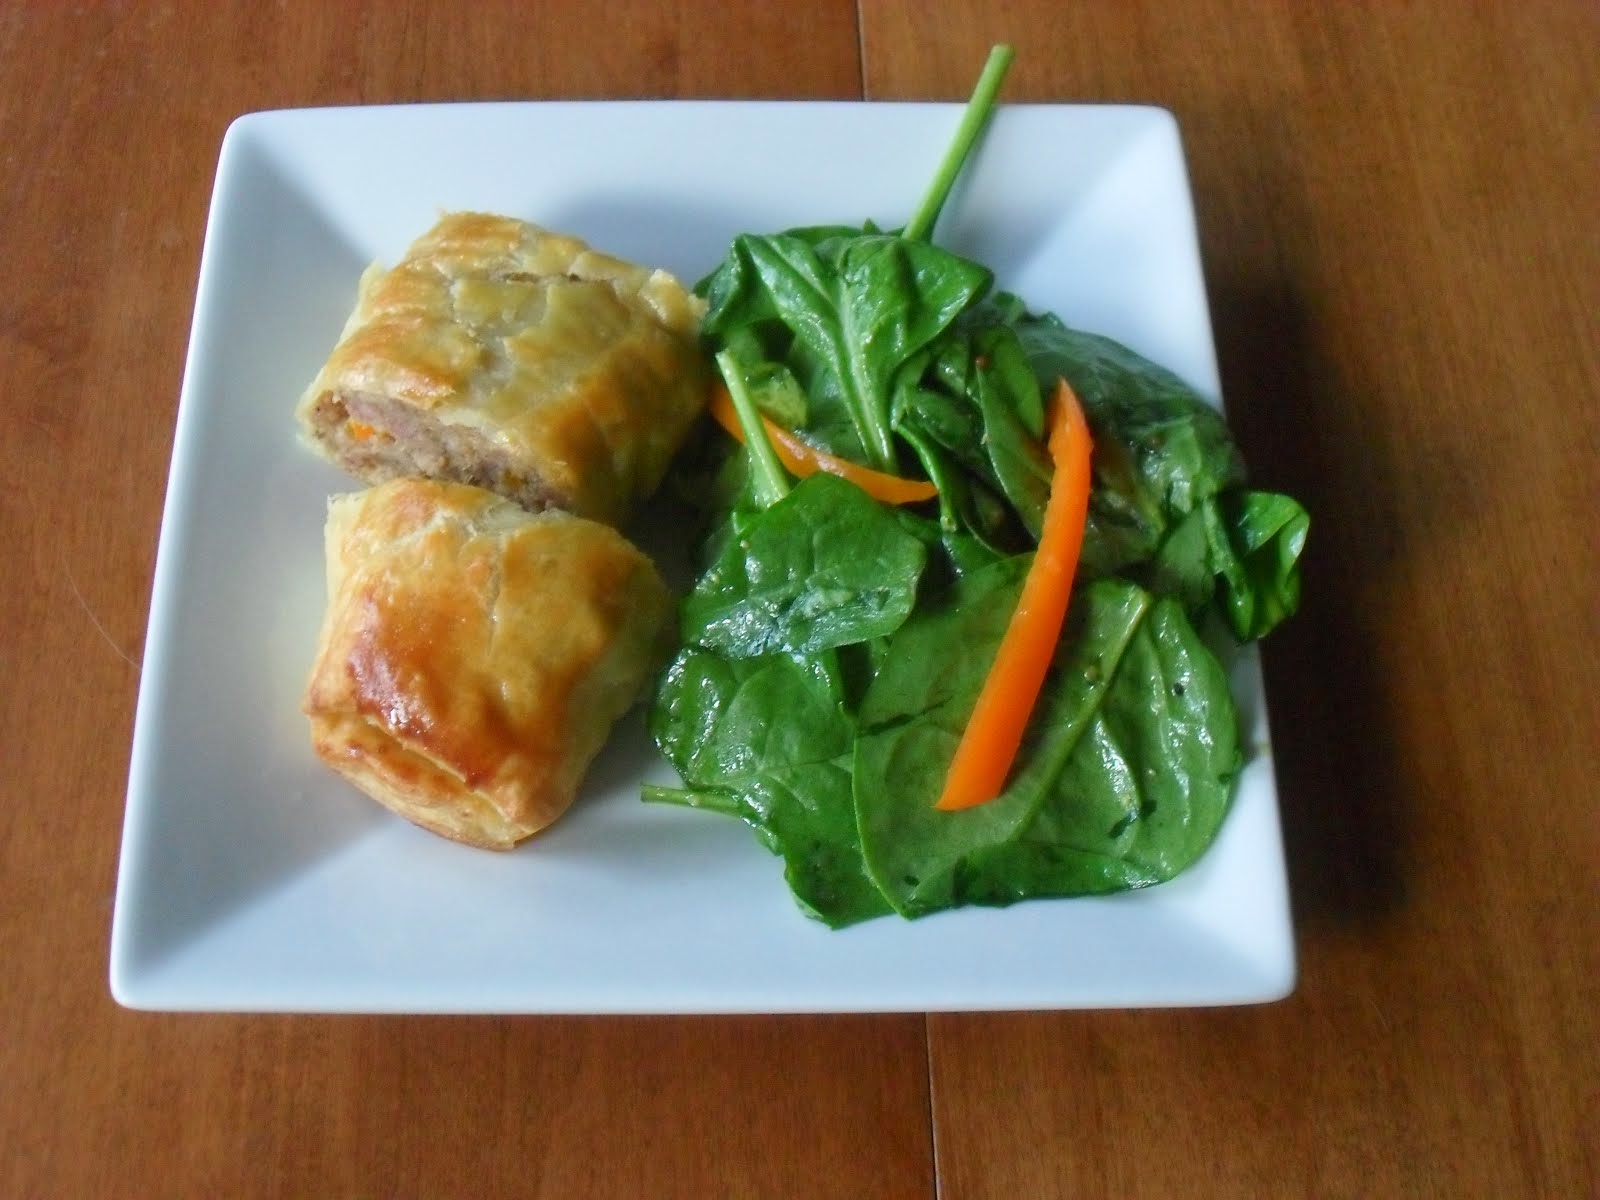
[936,378,1093,811]
[707,383,938,506]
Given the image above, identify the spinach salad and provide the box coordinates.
[642,47,1309,928]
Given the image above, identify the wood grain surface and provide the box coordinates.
[1,3,1593,1197]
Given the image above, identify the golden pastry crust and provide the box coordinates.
[302,478,674,849]
[295,212,708,526]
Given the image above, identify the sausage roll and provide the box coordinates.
[302,478,674,849]
[295,212,708,526]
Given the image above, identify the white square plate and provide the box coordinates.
[111,101,1295,1012]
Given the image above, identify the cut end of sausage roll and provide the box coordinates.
[302,477,675,850]
[295,212,709,526]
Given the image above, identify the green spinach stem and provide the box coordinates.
[716,350,791,507]
[902,44,1015,244]
[641,784,746,818]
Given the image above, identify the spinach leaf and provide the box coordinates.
[649,647,891,927]
[971,341,1051,538]
[700,232,993,472]
[952,295,1046,436]
[892,376,988,480]
[893,420,1019,580]
[854,567,1239,918]
[1149,490,1310,641]
[784,222,886,244]
[1008,316,1308,640]
[1012,317,1247,577]
[853,567,1151,917]
[955,596,1241,903]
[1214,490,1308,640]
[891,327,1048,546]
[679,472,928,658]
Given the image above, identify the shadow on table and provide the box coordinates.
[1209,280,1424,932]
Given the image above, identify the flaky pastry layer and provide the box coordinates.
[302,478,673,849]
[295,212,708,526]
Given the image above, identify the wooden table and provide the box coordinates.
[3,3,1593,1195]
